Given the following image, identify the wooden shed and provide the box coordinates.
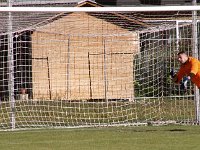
[30,1,144,101]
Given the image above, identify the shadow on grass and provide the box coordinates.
[167,129,187,132]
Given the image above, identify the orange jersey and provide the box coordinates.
[176,57,200,88]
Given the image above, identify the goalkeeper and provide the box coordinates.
[171,51,200,90]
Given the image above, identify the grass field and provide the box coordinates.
[0,98,196,129]
[0,125,200,150]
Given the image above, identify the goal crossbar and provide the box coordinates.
[0,6,200,12]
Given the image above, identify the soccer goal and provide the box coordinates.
[0,2,200,130]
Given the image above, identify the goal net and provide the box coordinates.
[0,2,199,130]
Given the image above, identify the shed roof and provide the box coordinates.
[0,0,149,35]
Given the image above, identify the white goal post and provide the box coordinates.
[0,6,200,12]
[0,4,200,130]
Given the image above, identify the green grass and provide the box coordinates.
[0,98,196,129]
[0,125,200,150]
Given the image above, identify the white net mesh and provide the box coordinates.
[0,4,199,130]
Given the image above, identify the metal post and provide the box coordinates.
[67,37,70,100]
[47,57,51,100]
[8,0,15,129]
[176,20,180,52]
[103,39,108,107]
[192,0,200,124]
[88,52,92,100]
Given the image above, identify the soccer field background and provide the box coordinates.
[0,125,200,150]
[1,2,200,150]
[0,1,200,130]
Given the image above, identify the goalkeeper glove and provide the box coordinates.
[180,76,189,90]
[170,69,175,78]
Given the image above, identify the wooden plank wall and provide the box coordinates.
[31,12,139,101]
